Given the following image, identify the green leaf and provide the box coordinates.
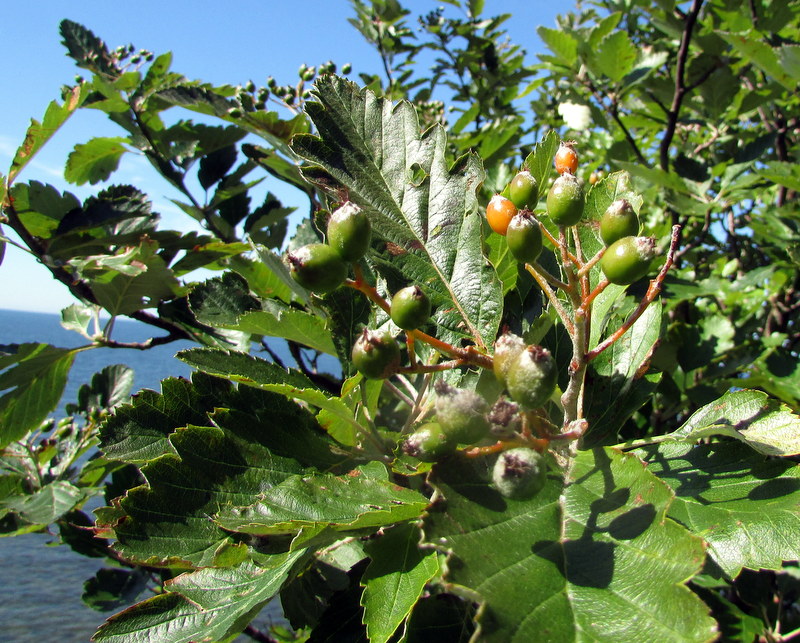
[54,184,156,238]
[636,441,800,578]
[757,161,800,192]
[7,85,88,184]
[60,303,95,335]
[718,31,797,91]
[214,462,428,537]
[188,272,261,326]
[93,554,304,643]
[536,27,578,66]
[198,144,238,190]
[134,52,180,101]
[661,389,800,456]
[236,307,338,355]
[522,130,559,207]
[360,522,440,643]
[6,182,81,238]
[292,75,501,351]
[0,343,76,448]
[4,481,89,525]
[615,161,692,195]
[99,375,226,464]
[189,273,337,355]
[68,364,134,415]
[83,568,148,612]
[98,381,344,566]
[584,299,662,446]
[178,348,363,445]
[253,244,310,304]
[424,448,716,642]
[86,240,184,315]
[65,137,129,185]
[477,115,525,161]
[60,19,119,76]
[778,44,800,80]
[584,170,643,222]
[591,31,638,82]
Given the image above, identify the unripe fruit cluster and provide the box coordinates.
[350,284,432,381]
[485,142,587,268]
[287,202,371,294]
[402,380,493,461]
[485,173,544,264]
[493,333,557,410]
[597,199,658,285]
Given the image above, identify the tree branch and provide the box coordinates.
[659,0,704,173]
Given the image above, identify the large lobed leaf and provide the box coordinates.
[214,461,429,540]
[424,448,717,642]
[291,75,502,350]
[635,441,800,579]
[97,373,348,567]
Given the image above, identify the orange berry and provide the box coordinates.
[554,143,579,175]
[485,194,517,236]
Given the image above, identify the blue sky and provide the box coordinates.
[1,0,567,313]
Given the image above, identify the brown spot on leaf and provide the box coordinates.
[386,242,407,256]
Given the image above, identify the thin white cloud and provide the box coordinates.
[0,135,64,178]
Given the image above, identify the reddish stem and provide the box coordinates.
[346,269,492,371]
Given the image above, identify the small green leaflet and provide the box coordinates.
[0,343,77,447]
[360,522,440,643]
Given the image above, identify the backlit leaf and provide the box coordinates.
[65,137,129,185]
[291,75,501,350]
[0,343,76,448]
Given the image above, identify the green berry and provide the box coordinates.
[493,332,526,388]
[434,380,491,445]
[287,243,348,294]
[402,422,455,462]
[506,345,557,409]
[351,328,401,379]
[600,236,657,285]
[506,211,543,264]
[546,173,585,226]
[600,199,639,246]
[492,448,547,499]
[327,202,372,262]
[390,286,431,330]
[508,170,538,209]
